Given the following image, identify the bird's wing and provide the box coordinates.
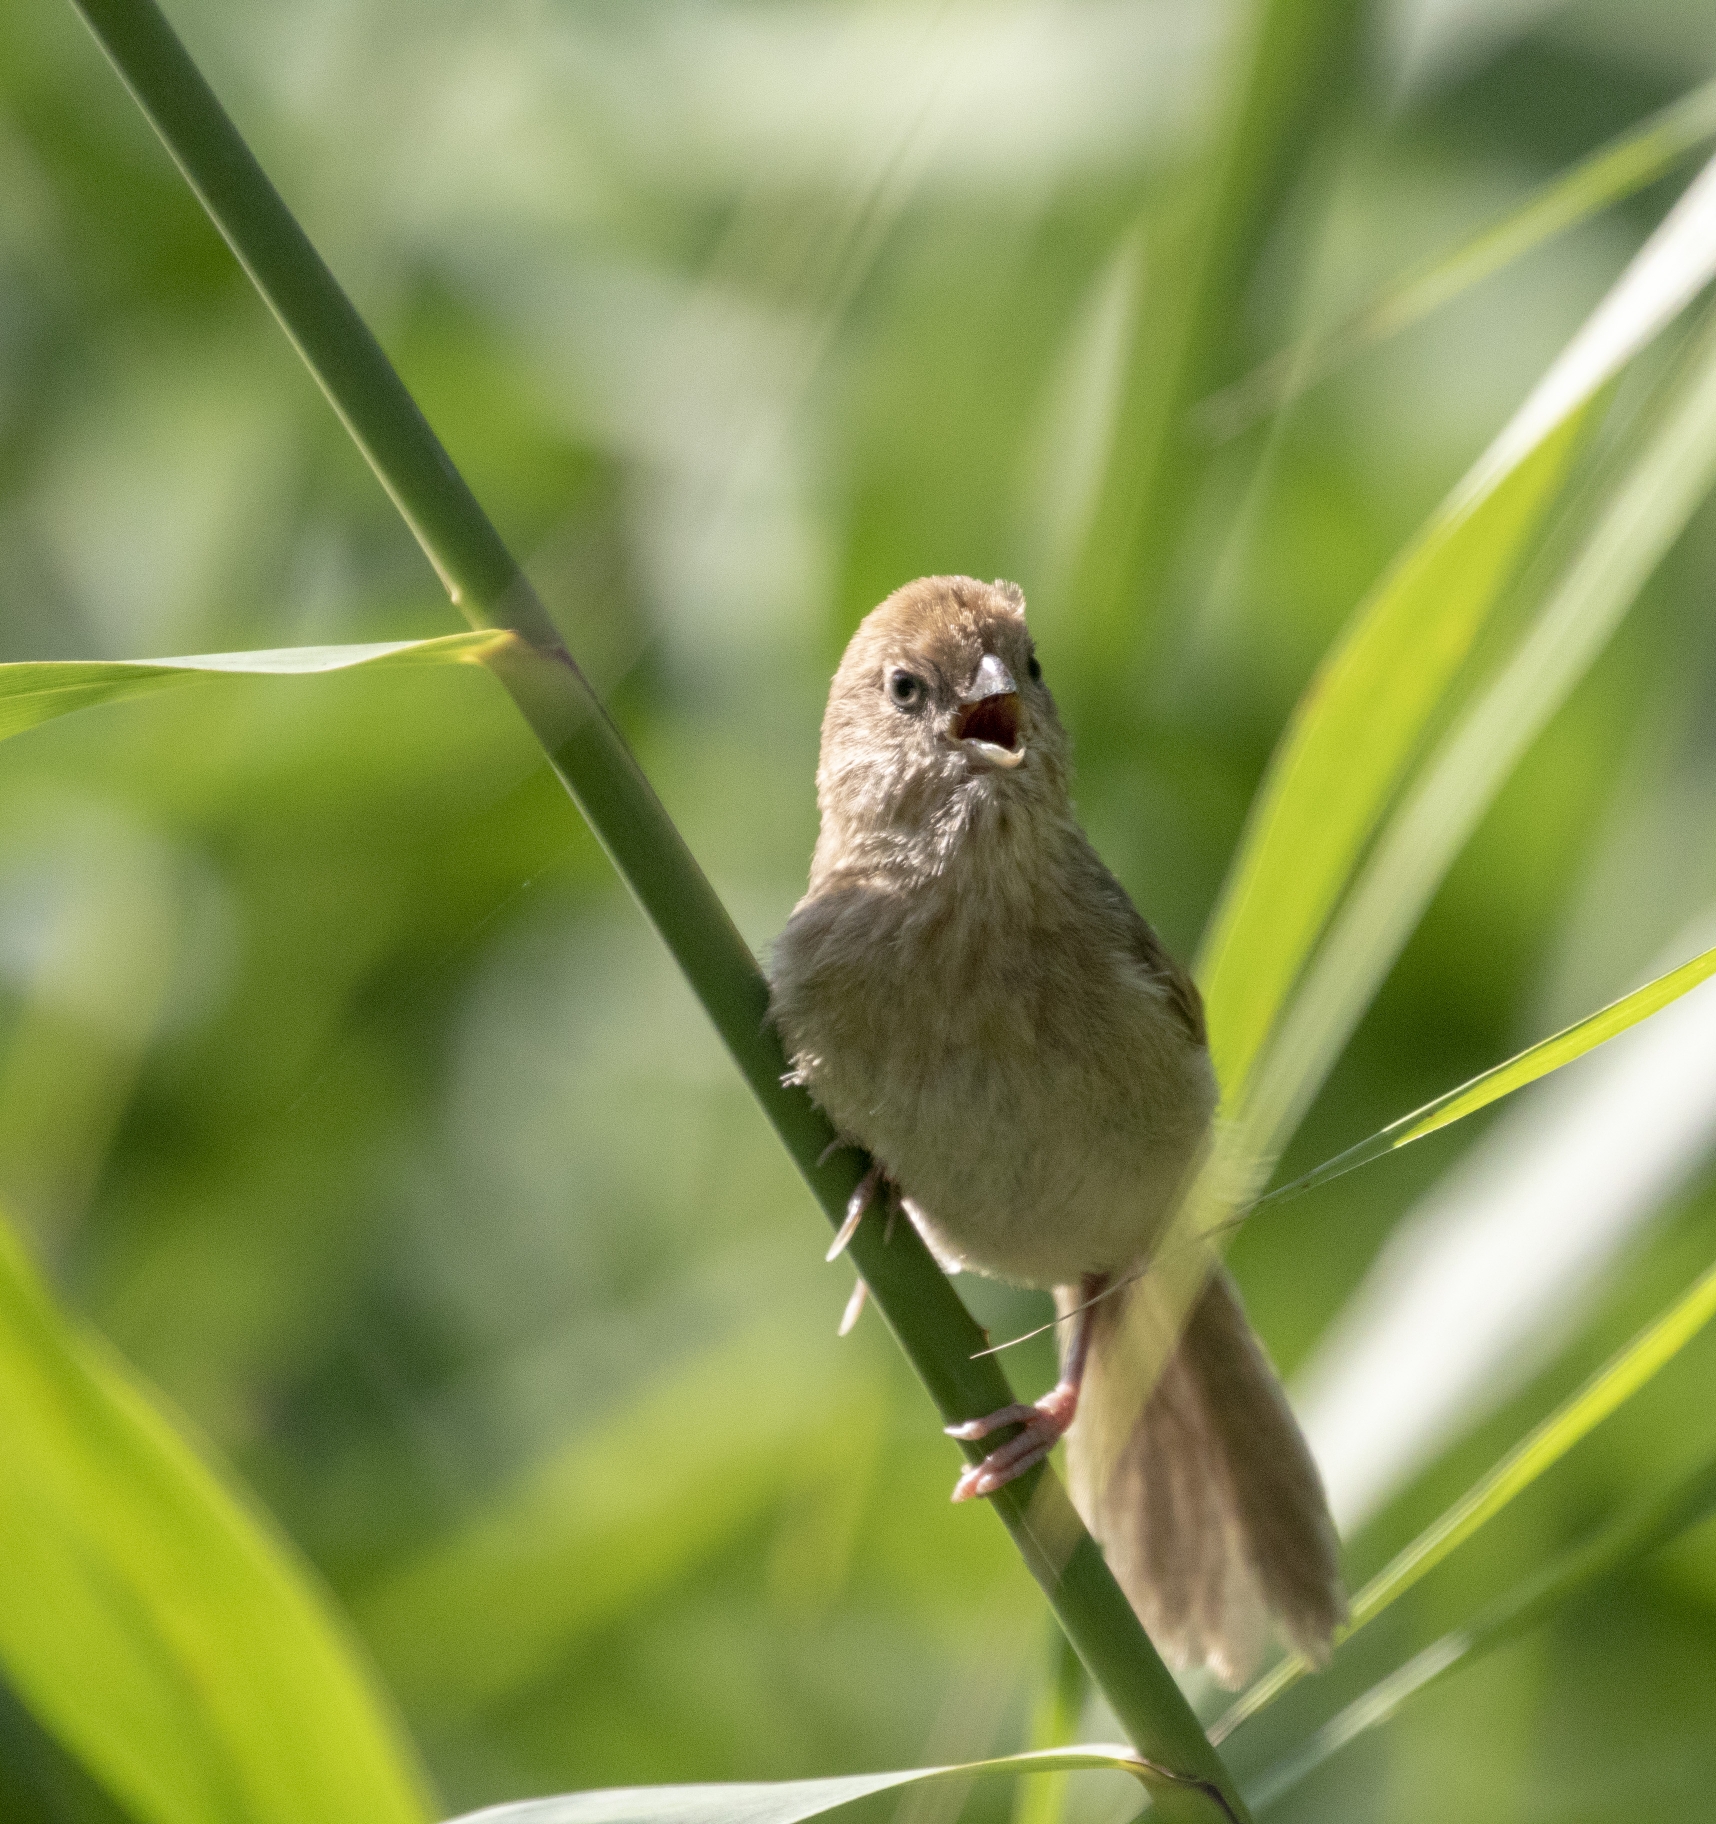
[1128,915,1207,1048]
[1083,854,1208,1048]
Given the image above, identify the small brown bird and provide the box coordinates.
[770,575,1343,1685]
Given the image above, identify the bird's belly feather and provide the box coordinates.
[777,926,1215,1288]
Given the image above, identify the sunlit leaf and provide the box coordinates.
[1199,149,1716,1135]
[0,633,505,745]
[443,1746,1160,1824]
[1245,1439,1716,1810]
[0,1214,432,1824]
[1213,1252,1716,1737]
[1197,75,1716,438]
[1258,940,1716,1207]
[1196,424,1577,1107]
[1247,299,1716,1153]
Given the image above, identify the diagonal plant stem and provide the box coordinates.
[61,0,1247,1814]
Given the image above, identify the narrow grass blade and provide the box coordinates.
[0,1214,432,1824]
[1247,1440,1716,1811]
[1199,149,1716,1123]
[442,1745,1224,1824]
[1199,76,1716,438]
[1259,941,1716,1207]
[0,633,504,744]
[1246,297,1716,1156]
[1213,1253,1716,1737]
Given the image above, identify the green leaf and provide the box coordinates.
[1198,74,1716,438]
[1199,149,1716,1136]
[1197,420,1578,1110]
[1245,296,1716,1153]
[1213,1252,1716,1738]
[1245,1439,1716,1810]
[0,632,505,745]
[1259,939,1716,1208]
[0,1213,432,1824]
[442,1746,1176,1824]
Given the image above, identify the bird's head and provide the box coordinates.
[813,575,1073,873]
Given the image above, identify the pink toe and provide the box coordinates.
[947,1381,1081,1500]
[945,1402,1036,1442]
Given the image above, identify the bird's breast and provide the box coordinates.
[770,868,1215,1288]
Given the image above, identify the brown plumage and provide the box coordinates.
[769,575,1343,1685]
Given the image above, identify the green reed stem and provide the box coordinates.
[63,0,1248,1814]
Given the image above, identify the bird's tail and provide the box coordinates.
[1061,1266,1345,1688]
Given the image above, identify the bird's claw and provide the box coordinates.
[837,1276,869,1335]
[827,1161,883,1261]
[946,1381,1079,1501]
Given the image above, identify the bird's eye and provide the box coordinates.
[887,669,926,708]
[1027,652,1042,683]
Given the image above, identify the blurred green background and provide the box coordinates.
[4,0,1716,1819]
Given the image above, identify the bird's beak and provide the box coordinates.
[951,653,1025,768]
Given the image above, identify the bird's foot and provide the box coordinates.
[945,1380,1079,1501]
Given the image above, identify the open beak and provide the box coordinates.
[951,653,1025,769]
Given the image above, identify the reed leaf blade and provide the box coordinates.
[1215,1252,1716,1736]
[0,1215,432,1824]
